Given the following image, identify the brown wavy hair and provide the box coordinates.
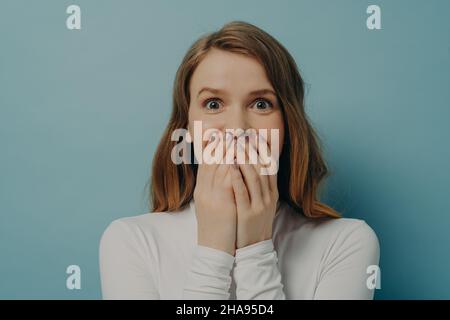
[147,21,339,218]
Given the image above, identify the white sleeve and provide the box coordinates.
[99,219,160,299]
[313,221,380,300]
[182,245,235,300]
[233,239,286,300]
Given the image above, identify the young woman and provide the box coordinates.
[99,21,380,300]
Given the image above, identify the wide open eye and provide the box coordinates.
[203,98,223,112]
[251,99,273,112]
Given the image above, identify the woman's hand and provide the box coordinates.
[193,132,237,256]
[232,134,279,249]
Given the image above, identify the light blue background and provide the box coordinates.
[1,0,449,299]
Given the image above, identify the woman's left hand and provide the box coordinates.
[231,134,279,249]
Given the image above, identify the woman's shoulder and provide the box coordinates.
[317,217,379,255]
[279,203,379,256]
[100,201,196,249]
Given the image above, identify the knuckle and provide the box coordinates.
[251,174,259,184]
[252,203,265,214]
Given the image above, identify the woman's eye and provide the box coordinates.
[203,99,222,111]
[252,99,273,112]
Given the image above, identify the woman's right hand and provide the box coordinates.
[193,132,237,256]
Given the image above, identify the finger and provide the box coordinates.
[214,132,234,184]
[247,134,271,200]
[202,131,223,165]
[236,138,263,204]
[258,131,281,165]
[255,132,279,193]
[198,132,221,188]
[231,165,250,210]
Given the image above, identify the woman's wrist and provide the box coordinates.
[198,233,236,256]
[236,223,273,249]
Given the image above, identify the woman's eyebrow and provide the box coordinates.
[197,87,225,98]
[247,89,277,97]
[197,87,276,98]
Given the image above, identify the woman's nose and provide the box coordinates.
[224,107,249,135]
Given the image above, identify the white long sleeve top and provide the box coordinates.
[99,200,380,300]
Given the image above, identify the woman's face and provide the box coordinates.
[188,48,285,161]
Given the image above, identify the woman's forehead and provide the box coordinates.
[190,49,273,95]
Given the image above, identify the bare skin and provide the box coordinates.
[188,48,285,256]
